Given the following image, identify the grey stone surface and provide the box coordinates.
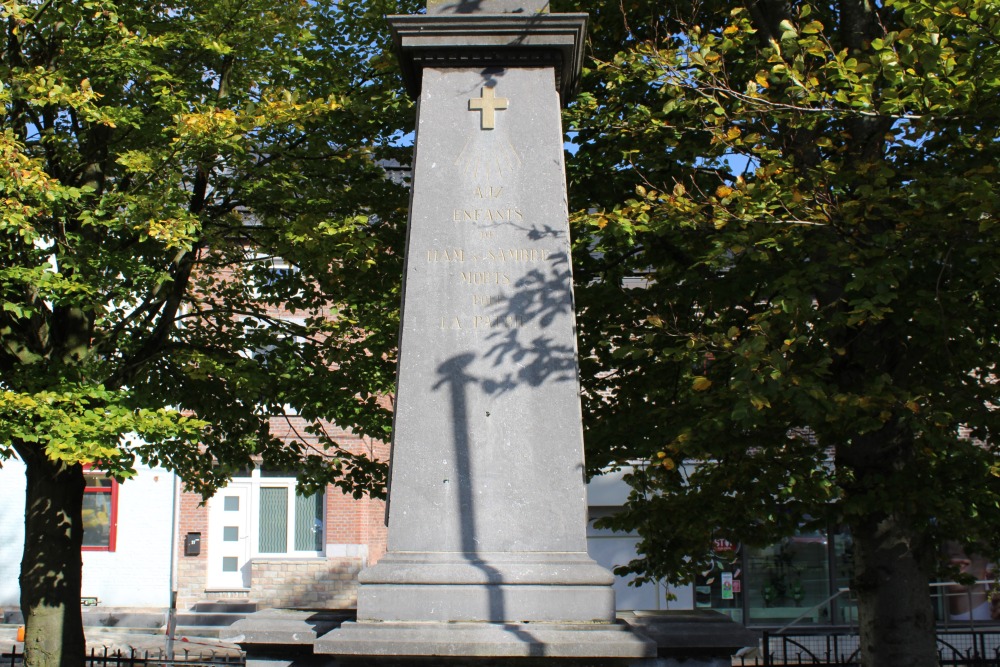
[221,609,348,645]
[318,621,654,658]
[427,0,550,13]
[323,47,653,664]
[320,6,653,660]
[385,64,587,561]
[623,610,760,655]
[353,583,615,624]
[387,14,588,102]
[344,63,619,630]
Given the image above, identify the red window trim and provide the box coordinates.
[82,468,118,552]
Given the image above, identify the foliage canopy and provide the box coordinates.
[564,0,1000,661]
[1,0,421,495]
[1,2,419,664]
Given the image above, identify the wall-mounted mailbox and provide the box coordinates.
[184,532,201,557]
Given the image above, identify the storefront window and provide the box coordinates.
[831,529,857,624]
[935,543,999,625]
[699,528,1000,628]
[695,539,743,623]
[746,531,833,625]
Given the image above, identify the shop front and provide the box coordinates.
[696,530,855,627]
[697,530,999,629]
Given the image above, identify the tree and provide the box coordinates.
[0,1,419,665]
[562,0,1000,665]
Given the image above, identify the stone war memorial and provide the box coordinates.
[227,0,657,664]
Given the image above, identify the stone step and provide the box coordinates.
[189,601,259,615]
[175,613,248,627]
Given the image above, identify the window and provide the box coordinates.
[257,485,324,554]
[226,468,326,557]
[82,470,118,551]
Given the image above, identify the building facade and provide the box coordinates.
[0,459,175,609]
[173,417,389,610]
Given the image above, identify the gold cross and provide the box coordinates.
[469,87,509,130]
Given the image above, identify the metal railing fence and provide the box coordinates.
[0,646,244,667]
[730,629,1000,666]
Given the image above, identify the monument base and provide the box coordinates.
[354,552,618,624]
[316,620,657,660]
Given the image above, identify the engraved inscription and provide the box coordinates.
[453,208,524,224]
[424,247,551,266]
[473,294,506,307]
[474,186,504,199]
[455,138,522,180]
[483,248,548,263]
[473,315,523,329]
[461,272,511,286]
[427,248,465,263]
[441,315,523,330]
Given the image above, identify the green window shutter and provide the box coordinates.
[259,487,288,553]
[294,492,324,552]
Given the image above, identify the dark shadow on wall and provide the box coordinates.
[433,353,547,655]
[426,247,585,655]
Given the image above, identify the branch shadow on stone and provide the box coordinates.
[430,249,582,655]
[432,354,546,656]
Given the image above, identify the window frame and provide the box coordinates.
[231,469,326,558]
[81,468,119,552]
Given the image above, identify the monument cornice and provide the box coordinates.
[386,13,589,104]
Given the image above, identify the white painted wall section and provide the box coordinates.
[587,468,694,612]
[0,461,27,607]
[0,457,175,609]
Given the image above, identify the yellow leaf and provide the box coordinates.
[716,185,734,198]
[723,25,739,36]
[692,376,713,392]
[662,458,677,471]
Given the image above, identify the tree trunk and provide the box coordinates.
[852,512,938,667]
[17,443,87,667]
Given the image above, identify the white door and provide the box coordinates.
[207,482,252,589]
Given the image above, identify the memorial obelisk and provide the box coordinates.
[319,1,655,659]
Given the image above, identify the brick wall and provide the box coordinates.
[270,416,389,565]
[176,490,210,608]
[250,558,362,609]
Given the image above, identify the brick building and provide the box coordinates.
[0,430,388,616]
[173,418,388,611]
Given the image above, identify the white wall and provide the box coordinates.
[587,468,694,612]
[0,461,27,606]
[0,457,176,609]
